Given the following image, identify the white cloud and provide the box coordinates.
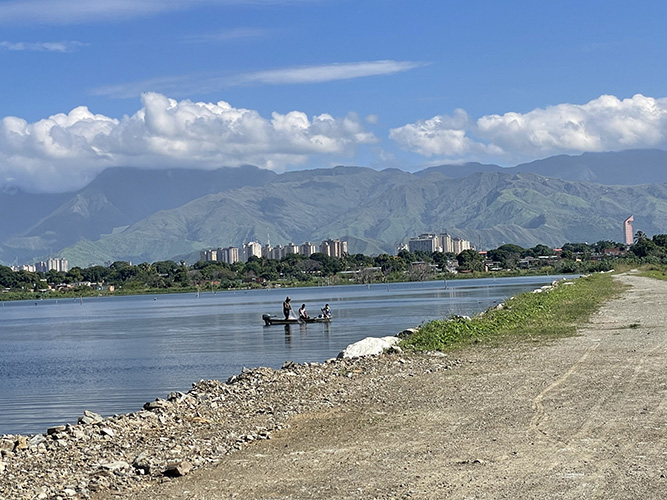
[389,109,476,157]
[0,0,186,24]
[0,92,377,193]
[92,60,426,99]
[0,0,318,25]
[0,40,86,52]
[183,27,270,44]
[230,60,427,85]
[390,94,667,163]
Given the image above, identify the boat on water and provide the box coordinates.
[262,314,332,326]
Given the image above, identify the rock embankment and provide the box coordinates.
[0,337,456,500]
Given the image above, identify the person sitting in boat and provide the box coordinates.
[321,304,332,318]
[299,304,309,320]
[283,296,292,319]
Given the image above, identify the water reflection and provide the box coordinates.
[0,275,572,435]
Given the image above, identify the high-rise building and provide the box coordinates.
[320,239,347,258]
[300,242,316,257]
[242,242,262,262]
[624,215,634,245]
[219,247,239,264]
[200,249,218,262]
[284,243,299,255]
[408,234,438,253]
[451,237,471,254]
[261,244,272,259]
[438,233,453,253]
[36,258,69,273]
[407,232,472,255]
[271,245,285,260]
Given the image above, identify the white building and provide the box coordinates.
[407,232,472,255]
[320,239,348,258]
[284,242,299,255]
[300,242,316,257]
[242,242,262,262]
[408,234,438,253]
[200,249,218,262]
[35,258,69,273]
[219,247,239,264]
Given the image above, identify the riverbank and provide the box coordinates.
[0,268,577,303]
[2,272,665,499]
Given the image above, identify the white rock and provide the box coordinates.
[338,336,401,359]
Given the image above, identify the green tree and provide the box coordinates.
[530,244,555,256]
[631,238,661,258]
[456,249,484,272]
[652,234,667,248]
[488,244,524,268]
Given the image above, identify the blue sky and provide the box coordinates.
[2,0,667,192]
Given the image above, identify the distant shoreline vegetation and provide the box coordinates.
[1,236,667,302]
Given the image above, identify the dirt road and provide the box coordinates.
[108,273,667,499]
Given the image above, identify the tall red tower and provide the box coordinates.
[624,216,634,245]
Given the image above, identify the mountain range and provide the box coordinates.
[2,149,667,268]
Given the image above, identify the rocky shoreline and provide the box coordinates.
[0,330,452,500]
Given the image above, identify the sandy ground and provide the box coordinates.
[102,273,667,499]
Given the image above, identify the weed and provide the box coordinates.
[401,273,623,352]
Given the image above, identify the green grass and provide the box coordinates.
[401,273,623,351]
[637,265,667,281]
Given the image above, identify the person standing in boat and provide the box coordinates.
[283,296,292,319]
[298,303,309,320]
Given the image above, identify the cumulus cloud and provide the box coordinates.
[0,40,86,52]
[0,93,377,193]
[390,94,667,163]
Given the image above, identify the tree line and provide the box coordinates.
[1,235,667,297]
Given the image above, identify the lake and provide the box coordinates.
[0,275,571,435]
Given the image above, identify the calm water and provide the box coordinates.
[0,275,570,435]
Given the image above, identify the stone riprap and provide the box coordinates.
[0,334,448,500]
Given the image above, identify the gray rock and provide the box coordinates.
[143,399,171,412]
[78,410,103,425]
[163,460,192,477]
[14,435,28,451]
[167,391,185,402]
[100,427,115,438]
[132,452,152,475]
[100,461,131,474]
[29,435,47,448]
[0,439,13,452]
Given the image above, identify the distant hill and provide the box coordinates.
[0,165,275,265]
[3,149,667,267]
[419,149,667,185]
[60,168,667,266]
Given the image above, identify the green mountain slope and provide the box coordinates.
[60,168,667,266]
[0,165,275,264]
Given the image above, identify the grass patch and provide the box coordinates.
[401,273,623,351]
[638,267,667,281]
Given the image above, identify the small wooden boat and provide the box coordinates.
[262,314,331,326]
